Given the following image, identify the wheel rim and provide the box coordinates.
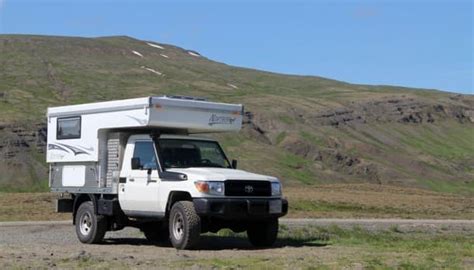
[172,212,184,241]
[79,212,92,236]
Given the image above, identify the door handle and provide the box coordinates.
[129,178,135,182]
[148,179,157,183]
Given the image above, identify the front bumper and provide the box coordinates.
[193,197,288,220]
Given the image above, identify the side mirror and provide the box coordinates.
[147,168,152,175]
[131,157,141,170]
[231,159,238,169]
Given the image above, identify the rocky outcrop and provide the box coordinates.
[464,110,474,123]
[0,123,46,160]
[278,134,380,183]
[241,111,272,144]
[307,97,473,127]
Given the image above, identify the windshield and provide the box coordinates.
[157,139,231,169]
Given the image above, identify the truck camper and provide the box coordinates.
[47,96,288,249]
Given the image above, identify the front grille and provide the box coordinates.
[225,180,271,196]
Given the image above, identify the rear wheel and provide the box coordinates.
[75,201,107,244]
[247,218,278,247]
[169,201,201,250]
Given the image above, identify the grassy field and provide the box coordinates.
[285,184,474,219]
[0,192,68,222]
[1,184,473,222]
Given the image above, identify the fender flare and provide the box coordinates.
[165,191,192,216]
[72,194,98,225]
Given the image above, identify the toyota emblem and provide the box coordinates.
[244,185,254,193]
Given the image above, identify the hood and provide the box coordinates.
[166,167,278,182]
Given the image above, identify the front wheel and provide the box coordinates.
[169,201,201,250]
[247,218,278,247]
[75,201,107,244]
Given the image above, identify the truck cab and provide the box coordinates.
[116,134,287,248]
[47,96,288,249]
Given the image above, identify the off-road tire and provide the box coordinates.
[247,218,278,247]
[169,201,201,249]
[75,201,107,244]
[142,222,170,245]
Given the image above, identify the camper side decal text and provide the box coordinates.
[208,114,236,126]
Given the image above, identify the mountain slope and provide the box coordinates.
[0,34,473,193]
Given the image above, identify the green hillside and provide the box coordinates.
[0,34,473,193]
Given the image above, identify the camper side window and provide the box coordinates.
[57,117,81,140]
[133,141,159,170]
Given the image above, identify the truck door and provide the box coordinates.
[119,139,163,216]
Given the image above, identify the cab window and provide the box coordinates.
[133,141,158,170]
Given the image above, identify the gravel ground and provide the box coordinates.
[0,219,472,269]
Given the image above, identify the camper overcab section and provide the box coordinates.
[47,96,288,249]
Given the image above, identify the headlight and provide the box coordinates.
[194,181,225,196]
[271,182,281,196]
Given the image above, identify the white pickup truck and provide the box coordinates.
[47,96,288,249]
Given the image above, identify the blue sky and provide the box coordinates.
[0,0,472,94]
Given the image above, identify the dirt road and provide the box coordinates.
[1,219,472,269]
[1,218,473,232]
